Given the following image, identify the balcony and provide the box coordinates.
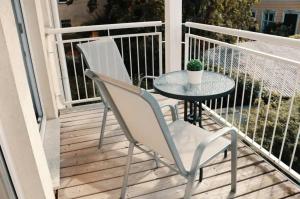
[44,21,300,198]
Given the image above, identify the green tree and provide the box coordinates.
[86,0,259,32]
[96,0,164,24]
[183,0,259,30]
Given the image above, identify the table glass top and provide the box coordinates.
[153,70,235,100]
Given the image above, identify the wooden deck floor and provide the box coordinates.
[58,103,300,199]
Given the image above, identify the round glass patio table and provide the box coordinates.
[153,70,235,127]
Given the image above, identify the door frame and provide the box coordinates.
[282,10,300,35]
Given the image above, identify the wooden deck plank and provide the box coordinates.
[60,148,256,188]
[58,103,300,199]
[235,181,300,199]
[58,153,265,199]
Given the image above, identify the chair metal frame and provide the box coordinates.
[86,70,237,199]
[77,38,178,149]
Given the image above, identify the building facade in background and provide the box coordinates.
[253,0,300,35]
[58,0,106,27]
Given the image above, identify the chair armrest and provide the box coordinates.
[138,76,157,88]
[189,127,237,172]
[160,104,178,121]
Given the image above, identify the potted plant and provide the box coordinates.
[187,59,204,84]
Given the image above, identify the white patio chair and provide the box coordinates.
[77,37,179,149]
[86,70,237,199]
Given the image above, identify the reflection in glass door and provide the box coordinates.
[0,148,17,199]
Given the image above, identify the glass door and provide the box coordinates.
[0,147,17,199]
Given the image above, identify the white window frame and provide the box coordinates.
[262,10,276,31]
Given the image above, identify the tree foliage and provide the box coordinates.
[183,0,259,30]
[96,0,164,24]
[87,0,259,31]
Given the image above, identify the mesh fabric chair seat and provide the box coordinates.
[77,37,179,149]
[86,71,237,199]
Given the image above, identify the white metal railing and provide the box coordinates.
[184,22,300,183]
[45,21,163,105]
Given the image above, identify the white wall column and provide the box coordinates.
[0,1,55,198]
[20,0,59,119]
[165,0,182,72]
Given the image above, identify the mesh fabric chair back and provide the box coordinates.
[77,37,131,84]
[94,73,180,164]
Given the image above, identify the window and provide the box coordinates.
[58,0,68,3]
[61,19,71,28]
[251,10,256,18]
[12,0,43,125]
[262,10,275,31]
[283,12,298,35]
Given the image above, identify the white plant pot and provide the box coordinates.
[187,70,203,84]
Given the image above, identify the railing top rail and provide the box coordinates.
[60,32,161,44]
[45,21,163,35]
[185,22,300,49]
[187,33,300,66]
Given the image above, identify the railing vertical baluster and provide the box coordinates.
[189,37,192,60]
[210,43,216,109]
[207,42,211,71]
[184,34,189,69]
[220,47,228,117]
[269,70,287,154]
[231,51,241,125]
[89,39,96,97]
[225,48,234,121]
[253,65,267,142]
[260,67,276,147]
[193,37,196,59]
[79,41,88,99]
[151,35,155,85]
[202,40,205,64]
[198,39,201,60]
[279,73,298,161]
[212,43,216,71]
[245,58,258,137]
[158,33,162,75]
[144,36,148,89]
[120,38,124,60]
[70,42,80,100]
[215,44,221,112]
[289,123,300,169]
[238,55,250,131]
[205,41,210,106]
[136,37,140,83]
[128,37,133,83]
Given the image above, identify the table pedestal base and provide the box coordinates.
[184,100,203,127]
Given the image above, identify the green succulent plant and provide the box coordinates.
[187,59,204,71]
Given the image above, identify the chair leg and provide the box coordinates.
[154,152,160,169]
[231,137,237,193]
[98,105,109,149]
[224,149,228,158]
[174,104,179,120]
[120,142,134,199]
[198,167,203,182]
[184,171,197,199]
